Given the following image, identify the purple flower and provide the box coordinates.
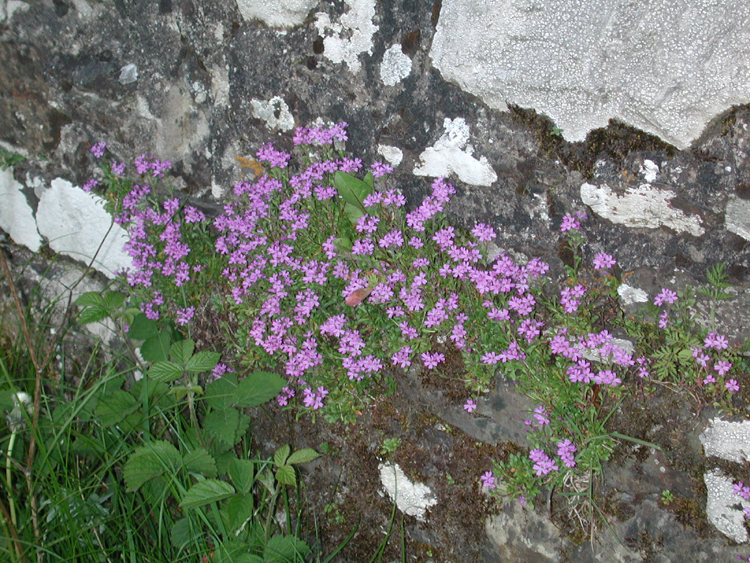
[82,178,99,193]
[90,142,106,158]
[529,449,558,476]
[480,471,496,489]
[421,352,445,370]
[560,214,580,232]
[464,399,477,413]
[703,374,716,385]
[471,222,497,242]
[715,361,733,376]
[371,161,394,178]
[705,332,729,350]
[391,346,412,369]
[557,439,577,468]
[277,386,295,406]
[726,379,740,393]
[176,306,195,326]
[533,405,549,426]
[592,253,616,270]
[111,161,126,176]
[653,288,678,306]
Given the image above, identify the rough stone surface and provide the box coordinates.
[36,178,131,278]
[236,0,318,27]
[430,0,750,149]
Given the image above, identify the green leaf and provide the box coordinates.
[224,492,254,534]
[334,171,372,211]
[149,361,184,383]
[103,290,126,311]
[75,292,104,307]
[140,332,172,363]
[234,412,251,444]
[344,201,366,225]
[182,448,217,478]
[180,479,235,509]
[235,371,286,408]
[333,237,352,252]
[274,445,291,468]
[204,408,241,446]
[124,440,181,492]
[126,313,159,341]
[205,372,239,410]
[170,339,195,365]
[94,390,139,428]
[264,535,310,563]
[286,448,320,466]
[363,171,374,189]
[170,518,193,549]
[275,465,296,487]
[229,458,255,494]
[78,305,111,325]
[185,351,221,373]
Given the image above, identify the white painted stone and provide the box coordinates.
[314,0,378,74]
[580,182,704,236]
[700,418,750,464]
[380,44,412,86]
[413,118,497,187]
[617,283,648,306]
[251,96,295,131]
[377,144,403,167]
[704,470,749,543]
[378,462,437,521]
[0,167,42,252]
[36,178,132,279]
[430,0,750,149]
[725,197,750,242]
[235,0,317,27]
[0,1,29,23]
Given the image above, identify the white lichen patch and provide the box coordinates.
[617,283,649,306]
[580,182,704,236]
[235,0,318,27]
[725,196,750,241]
[413,118,497,187]
[380,44,412,86]
[700,418,750,464]
[704,470,749,543]
[377,144,403,167]
[0,167,42,252]
[640,159,659,183]
[314,0,378,73]
[36,178,132,278]
[251,96,295,131]
[378,462,437,521]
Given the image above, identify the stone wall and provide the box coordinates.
[2,0,750,560]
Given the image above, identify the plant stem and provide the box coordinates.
[5,430,17,527]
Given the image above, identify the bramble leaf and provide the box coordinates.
[180,479,235,509]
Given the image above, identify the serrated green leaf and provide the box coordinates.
[170,339,195,365]
[124,440,181,492]
[75,292,104,307]
[235,371,286,408]
[103,290,126,311]
[229,458,255,494]
[180,479,235,509]
[78,305,111,325]
[170,518,193,549]
[286,448,320,466]
[235,412,251,444]
[275,464,296,487]
[205,372,239,410]
[274,445,291,468]
[140,332,172,363]
[264,534,310,563]
[94,390,139,428]
[185,351,221,373]
[149,361,184,383]
[126,313,159,341]
[204,408,241,446]
[224,492,254,534]
[182,448,217,478]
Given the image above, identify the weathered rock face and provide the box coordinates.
[2,0,750,561]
